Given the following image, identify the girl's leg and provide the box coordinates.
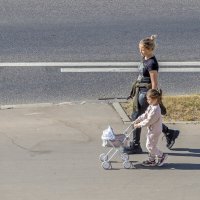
[142,132,160,167]
[146,132,163,158]
[145,132,168,167]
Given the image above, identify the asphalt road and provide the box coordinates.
[0,66,199,105]
[0,0,200,62]
[0,1,200,104]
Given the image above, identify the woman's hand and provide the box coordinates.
[126,95,132,100]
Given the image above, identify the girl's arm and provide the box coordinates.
[149,70,158,89]
[135,112,147,123]
[133,107,150,125]
[137,107,160,128]
[134,112,147,128]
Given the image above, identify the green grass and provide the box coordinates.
[120,94,200,121]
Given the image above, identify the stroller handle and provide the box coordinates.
[122,121,135,135]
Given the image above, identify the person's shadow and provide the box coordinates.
[134,163,200,170]
[168,148,200,158]
[171,148,200,153]
[141,148,200,157]
[133,148,200,170]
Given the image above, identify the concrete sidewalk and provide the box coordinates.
[0,102,199,200]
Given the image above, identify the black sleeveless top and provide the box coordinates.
[138,56,159,83]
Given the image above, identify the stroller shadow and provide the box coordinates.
[109,161,138,170]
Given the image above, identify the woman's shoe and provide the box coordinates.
[166,130,180,149]
[123,143,143,154]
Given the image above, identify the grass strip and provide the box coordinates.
[120,94,200,122]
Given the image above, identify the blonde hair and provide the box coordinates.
[147,89,162,104]
[139,35,157,50]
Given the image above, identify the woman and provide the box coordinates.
[124,35,179,154]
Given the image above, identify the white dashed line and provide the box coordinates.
[0,62,200,72]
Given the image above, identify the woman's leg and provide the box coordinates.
[132,91,149,144]
[123,110,143,154]
[162,124,180,149]
[131,111,141,145]
[123,90,148,154]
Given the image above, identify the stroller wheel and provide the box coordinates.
[121,153,129,161]
[101,161,112,170]
[123,161,132,169]
[99,153,108,162]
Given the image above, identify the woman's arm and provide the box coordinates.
[149,70,158,89]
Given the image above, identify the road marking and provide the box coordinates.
[0,62,136,67]
[61,67,200,73]
[0,62,200,72]
[0,61,200,67]
[58,62,200,72]
[61,67,139,72]
[159,68,200,72]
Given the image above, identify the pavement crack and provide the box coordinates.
[2,132,48,154]
[57,120,92,143]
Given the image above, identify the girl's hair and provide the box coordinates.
[139,35,157,50]
[147,89,162,104]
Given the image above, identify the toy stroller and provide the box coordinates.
[99,123,135,170]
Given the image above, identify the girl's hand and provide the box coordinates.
[134,123,141,128]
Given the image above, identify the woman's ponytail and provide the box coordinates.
[139,34,158,50]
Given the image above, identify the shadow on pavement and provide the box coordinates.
[168,148,200,158]
[105,163,200,170]
[140,149,200,157]
[171,148,200,153]
[101,148,200,170]
[134,163,200,170]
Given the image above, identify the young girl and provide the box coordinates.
[123,35,179,154]
[133,89,168,167]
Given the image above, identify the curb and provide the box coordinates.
[112,102,131,123]
[0,100,119,110]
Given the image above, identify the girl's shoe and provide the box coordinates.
[157,154,168,166]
